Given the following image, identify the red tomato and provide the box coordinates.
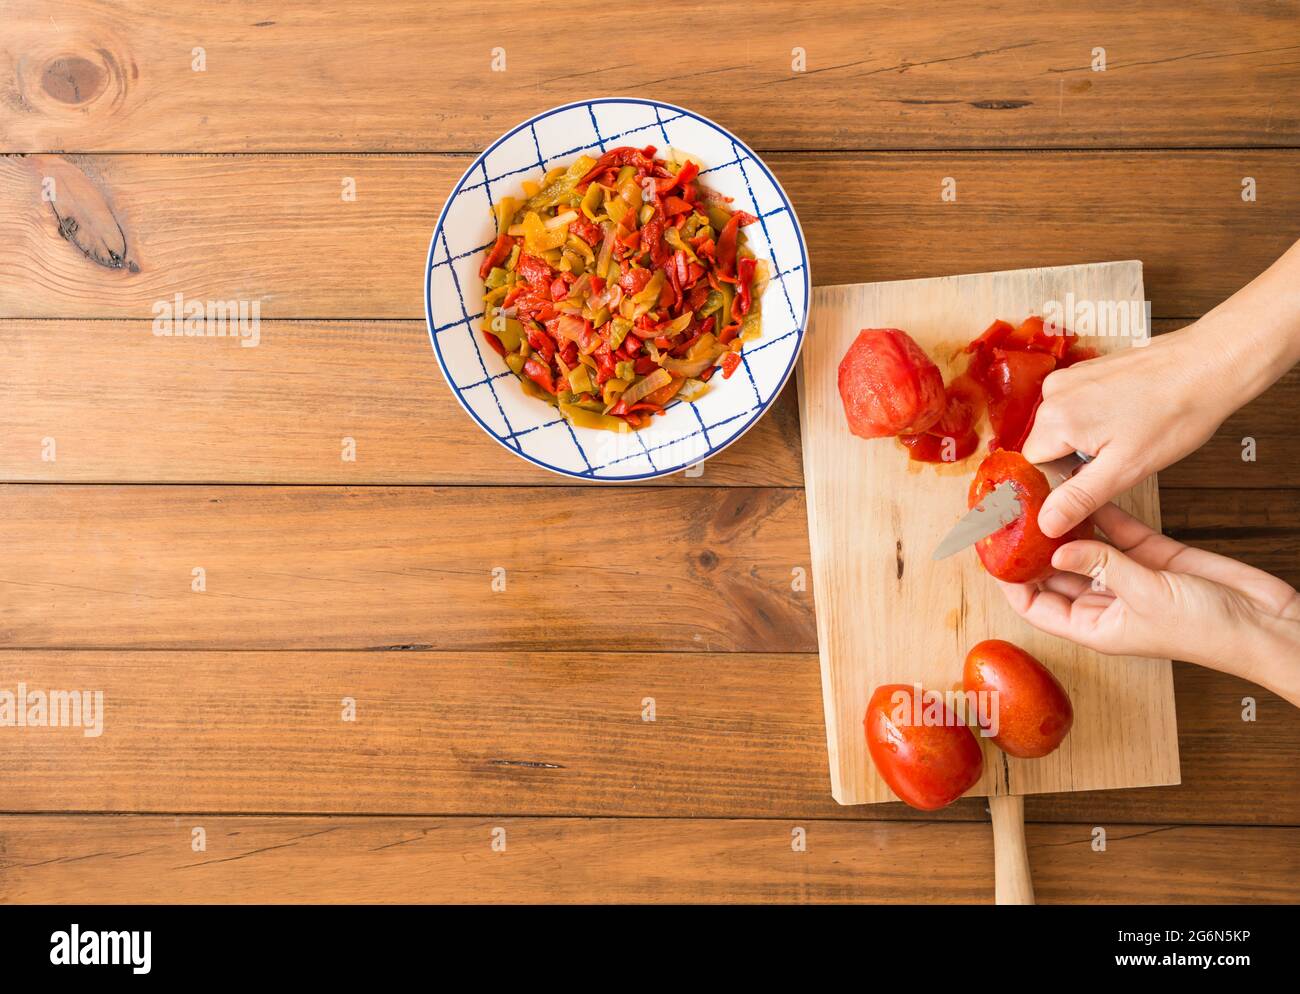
[963,639,1073,758]
[837,329,946,439]
[968,450,1093,583]
[864,684,984,811]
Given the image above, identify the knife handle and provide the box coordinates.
[990,794,1035,905]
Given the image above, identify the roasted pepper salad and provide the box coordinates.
[479,145,769,431]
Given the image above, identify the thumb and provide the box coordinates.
[1036,454,1126,538]
[1052,540,1167,605]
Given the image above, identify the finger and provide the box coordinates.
[1090,502,1159,549]
[1089,502,1248,586]
[995,579,1076,639]
[1019,401,1077,465]
[1051,539,1168,605]
[1037,453,1131,538]
[1041,571,1094,601]
[994,579,1037,615]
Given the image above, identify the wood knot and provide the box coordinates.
[17,42,129,117]
[41,56,108,105]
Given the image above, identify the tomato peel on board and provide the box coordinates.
[838,329,946,439]
[968,450,1093,583]
[964,316,1096,453]
[963,639,1074,759]
[864,683,984,811]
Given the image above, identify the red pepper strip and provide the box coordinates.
[503,285,526,308]
[734,258,757,317]
[570,213,602,247]
[699,366,718,382]
[691,236,716,261]
[560,341,578,367]
[626,401,666,415]
[665,258,683,310]
[526,328,556,364]
[715,211,757,278]
[619,267,652,296]
[686,282,711,312]
[516,252,553,288]
[641,219,664,261]
[550,276,569,301]
[523,358,556,394]
[621,334,642,358]
[657,276,675,310]
[577,146,657,187]
[719,321,742,345]
[618,227,642,249]
[720,352,743,379]
[662,195,692,216]
[593,345,616,384]
[478,234,512,280]
[654,160,699,196]
[482,329,506,357]
[634,356,658,375]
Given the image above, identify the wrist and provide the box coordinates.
[1219,606,1300,708]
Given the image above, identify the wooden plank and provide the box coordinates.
[801,264,1177,805]
[3,2,1297,152]
[0,319,802,486]
[0,484,818,652]
[0,485,1293,652]
[0,319,1294,486]
[0,650,1294,824]
[2,152,1297,320]
[1,815,1294,904]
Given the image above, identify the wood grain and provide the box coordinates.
[0,319,804,486]
[0,484,1292,652]
[801,263,1177,804]
[3,2,1297,152]
[0,320,1294,487]
[3,650,1290,824]
[0,484,817,652]
[2,152,1298,319]
[1,815,1295,904]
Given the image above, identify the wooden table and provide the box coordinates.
[1,1,1297,904]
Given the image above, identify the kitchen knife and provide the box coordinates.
[931,452,1092,561]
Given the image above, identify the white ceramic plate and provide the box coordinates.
[424,97,810,480]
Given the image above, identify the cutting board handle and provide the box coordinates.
[989,794,1035,905]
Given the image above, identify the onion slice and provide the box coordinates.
[621,368,671,406]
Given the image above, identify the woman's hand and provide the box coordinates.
[1024,237,1300,539]
[1021,326,1236,538]
[997,503,1300,706]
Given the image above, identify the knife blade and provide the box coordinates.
[931,451,1091,561]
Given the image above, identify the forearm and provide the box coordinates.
[1189,237,1300,410]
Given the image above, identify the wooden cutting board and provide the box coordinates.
[798,261,1180,806]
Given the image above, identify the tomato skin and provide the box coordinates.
[838,329,946,439]
[968,450,1093,583]
[963,640,1073,758]
[864,684,984,811]
[983,349,1056,452]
